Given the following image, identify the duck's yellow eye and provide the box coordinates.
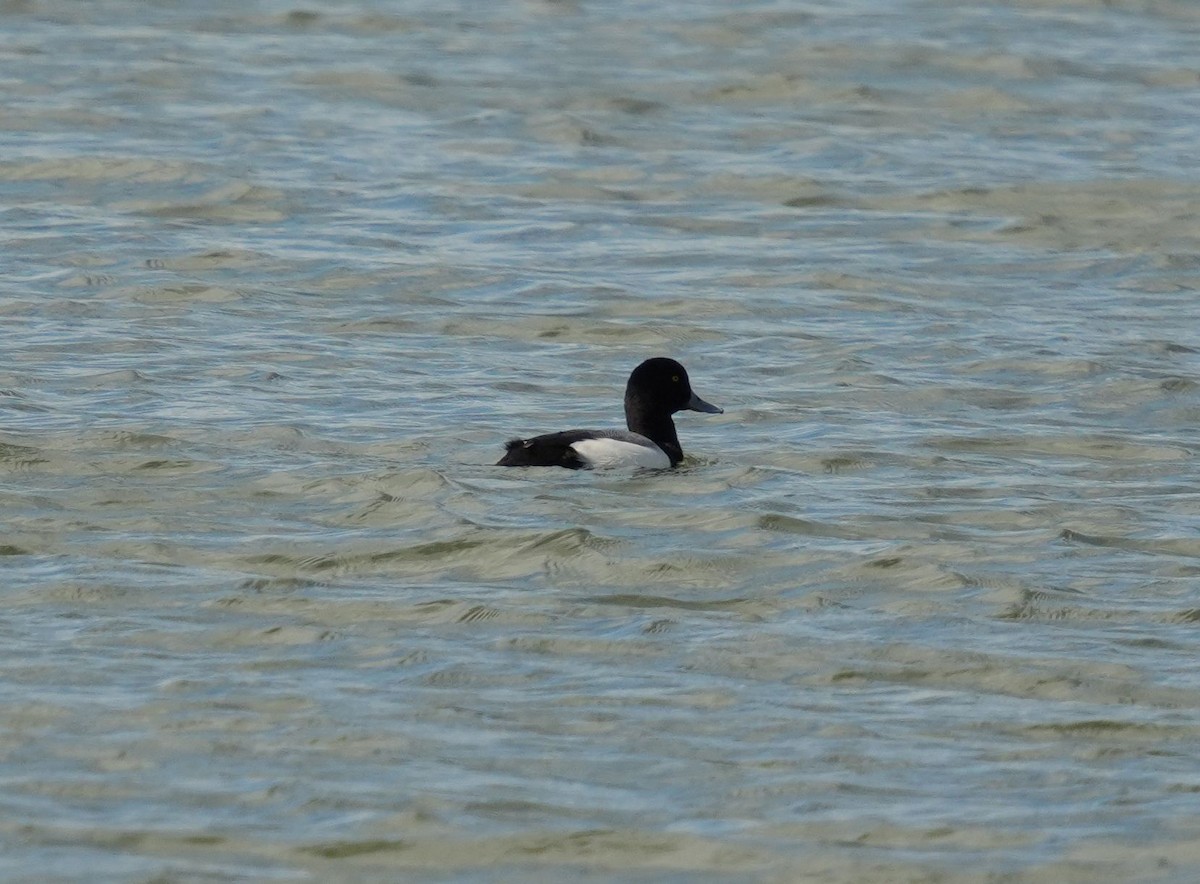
[672,375,680,383]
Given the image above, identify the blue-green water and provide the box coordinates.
[4,1,1200,880]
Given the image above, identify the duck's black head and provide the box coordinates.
[624,357,722,418]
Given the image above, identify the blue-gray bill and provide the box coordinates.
[688,391,723,414]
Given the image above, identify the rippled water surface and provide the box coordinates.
[4,0,1200,880]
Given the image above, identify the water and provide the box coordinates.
[4,0,1200,880]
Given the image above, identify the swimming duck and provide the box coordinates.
[497,357,722,470]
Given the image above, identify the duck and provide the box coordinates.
[497,357,722,470]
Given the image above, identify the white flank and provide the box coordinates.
[570,437,671,470]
